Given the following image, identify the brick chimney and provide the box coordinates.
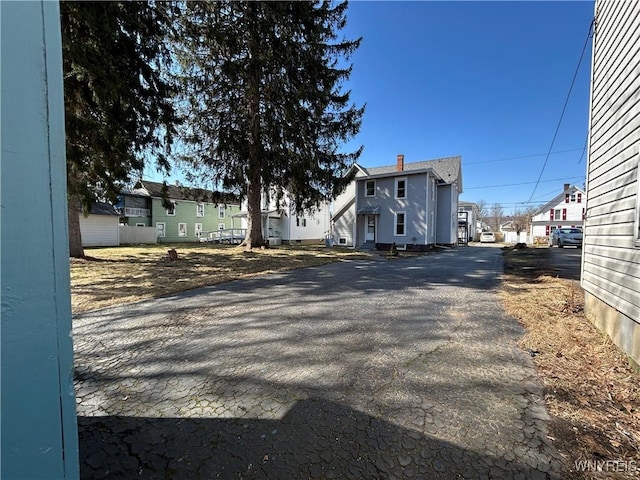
[397,154,404,172]
[563,183,570,191]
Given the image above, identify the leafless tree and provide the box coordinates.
[476,199,488,225]
[511,206,537,236]
[490,203,504,232]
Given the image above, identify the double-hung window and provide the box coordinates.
[218,205,225,219]
[365,180,376,197]
[156,222,166,238]
[395,212,406,236]
[395,177,407,199]
[196,203,205,217]
[166,202,176,216]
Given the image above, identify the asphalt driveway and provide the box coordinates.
[74,246,563,479]
[548,245,582,281]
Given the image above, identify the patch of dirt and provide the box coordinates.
[501,246,640,479]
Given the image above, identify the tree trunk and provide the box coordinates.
[244,179,265,250]
[243,2,265,251]
[68,195,85,258]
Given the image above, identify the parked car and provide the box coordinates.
[549,228,583,248]
[480,232,496,243]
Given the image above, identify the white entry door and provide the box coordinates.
[365,215,375,241]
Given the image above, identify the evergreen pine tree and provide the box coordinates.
[61,2,177,257]
[174,1,364,248]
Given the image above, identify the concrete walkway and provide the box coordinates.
[74,246,563,479]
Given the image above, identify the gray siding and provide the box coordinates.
[333,208,355,247]
[582,0,640,364]
[436,184,456,244]
[356,173,431,246]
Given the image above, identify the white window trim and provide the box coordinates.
[156,222,166,238]
[218,223,226,230]
[364,180,376,198]
[395,177,407,199]
[196,203,205,217]
[634,151,640,247]
[135,223,145,227]
[166,202,176,216]
[195,223,203,237]
[178,222,187,237]
[218,205,225,219]
[394,211,407,237]
[431,178,435,201]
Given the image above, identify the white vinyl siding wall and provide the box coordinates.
[582,0,640,321]
[79,214,119,247]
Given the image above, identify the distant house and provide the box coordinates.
[233,192,331,246]
[79,201,120,247]
[458,201,480,243]
[530,184,586,241]
[332,155,462,250]
[581,0,639,367]
[118,180,242,243]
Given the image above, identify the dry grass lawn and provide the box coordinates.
[501,246,639,479]
[71,243,370,314]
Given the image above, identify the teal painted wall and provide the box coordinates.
[152,198,242,242]
[1,2,79,478]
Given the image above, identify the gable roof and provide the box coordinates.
[130,180,239,204]
[357,156,463,192]
[89,201,119,216]
[533,185,585,215]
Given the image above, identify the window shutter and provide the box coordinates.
[562,208,567,220]
[577,193,582,203]
[582,208,585,220]
[545,225,550,236]
[550,209,554,220]
[565,194,570,203]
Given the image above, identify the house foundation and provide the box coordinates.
[584,291,640,372]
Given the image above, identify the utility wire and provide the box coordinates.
[464,147,584,166]
[466,175,584,190]
[577,135,588,164]
[527,17,595,203]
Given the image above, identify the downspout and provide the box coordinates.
[352,220,356,249]
[425,175,429,245]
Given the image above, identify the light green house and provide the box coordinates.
[118,180,242,243]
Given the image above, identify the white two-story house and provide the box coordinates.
[530,184,586,241]
[331,154,462,250]
[232,190,331,246]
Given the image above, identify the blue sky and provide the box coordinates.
[148,1,595,215]
[341,1,595,214]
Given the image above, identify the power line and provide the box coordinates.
[527,17,595,203]
[464,147,584,166]
[577,135,588,164]
[466,175,584,190]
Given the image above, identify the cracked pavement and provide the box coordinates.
[74,245,564,479]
